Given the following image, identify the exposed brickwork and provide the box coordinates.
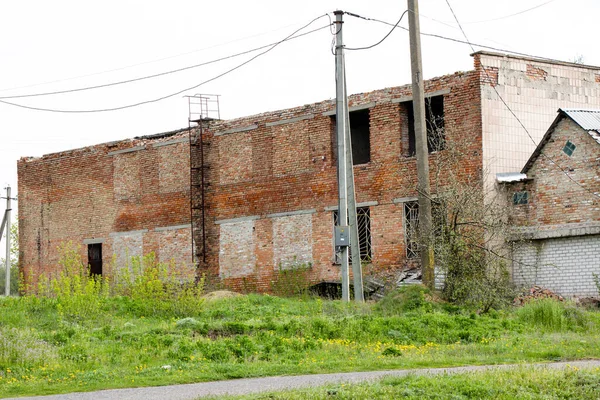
[22,52,600,294]
[18,130,194,285]
[202,69,483,290]
[509,117,600,227]
[526,64,549,81]
[505,114,600,297]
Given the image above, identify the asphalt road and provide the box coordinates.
[7,360,600,400]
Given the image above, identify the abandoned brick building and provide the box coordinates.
[500,109,600,297]
[18,51,600,291]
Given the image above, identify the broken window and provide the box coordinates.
[563,140,576,157]
[404,95,445,156]
[88,243,102,276]
[330,109,371,165]
[513,191,529,205]
[333,207,372,263]
[403,200,446,259]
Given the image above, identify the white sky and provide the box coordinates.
[0,0,597,257]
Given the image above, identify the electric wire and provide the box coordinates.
[344,10,408,51]
[0,19,316,94]
[443,0,600,201]
[0,24,329,100]
[0,15,330,113]
[346,11,577,66]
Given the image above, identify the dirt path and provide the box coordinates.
[8,360,600,400]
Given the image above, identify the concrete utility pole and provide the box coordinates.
[1,186,13,296]
[344,79,364,303]
[334,10,364,302]
[334,10,350,302]
[407,0,435,289]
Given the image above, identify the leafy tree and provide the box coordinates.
[0,218,19,295]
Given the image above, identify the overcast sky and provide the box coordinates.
[0,0,597,256]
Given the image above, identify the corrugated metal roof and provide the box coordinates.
[561,108,600,130]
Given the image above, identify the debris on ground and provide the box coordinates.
[513,285,564,305]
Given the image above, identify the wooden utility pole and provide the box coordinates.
[407,0,435,288]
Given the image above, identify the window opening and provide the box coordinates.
[88,243,102,276]
[330,109,371,165]
[513,191,529,205]
[403,200,446,259]
[563,140,576,157]
[333,207,372,263]
[405,95,445,156]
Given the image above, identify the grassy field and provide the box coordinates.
[1,282,599,398]
[220,365,600,399]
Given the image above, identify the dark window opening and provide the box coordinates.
[563,140,576,157]
[405,95,445,156]
[333,207,372,263]
[513,191,529,205]
[403,200,446,259]
[88,243,102,276]
[330,109,371,165]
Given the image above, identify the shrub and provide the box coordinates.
[375,284,433,315]
[112,253,205,317]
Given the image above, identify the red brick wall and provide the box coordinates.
[201,70,484,289]
[18,133,194,285]
[19,70,485,292]
[507,117,600,227]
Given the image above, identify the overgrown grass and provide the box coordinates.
[221,365,600,399]
[1,292,599,398]
[1,247,599,398]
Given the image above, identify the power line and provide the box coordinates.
[344,10,408,51]
[443,0,600,201]
[349,12,575,66]
[0,20,313,94]
[0,25,328,100]
[460,0,556,24]
[0,15,330,114]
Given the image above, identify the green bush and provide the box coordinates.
[517,299,590,331]
[375,284,433,315]
[113,253,205,317]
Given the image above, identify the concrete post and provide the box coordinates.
[334,10,350,301]
[408,0,435,288]
[4,186,11,296]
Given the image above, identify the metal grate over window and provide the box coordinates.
[333,207,372,263]
[403,200,446,259]
[404,201,420,259]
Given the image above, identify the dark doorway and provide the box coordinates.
[88,243,102,276]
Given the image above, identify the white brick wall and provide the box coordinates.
[512,235,600,297]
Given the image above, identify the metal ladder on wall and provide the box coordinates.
[186,94,220,267]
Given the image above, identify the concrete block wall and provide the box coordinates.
[477,51,600,183]
[513,235,600,297]
[18,131,195,285]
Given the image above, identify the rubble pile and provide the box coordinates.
[514,285,564,305]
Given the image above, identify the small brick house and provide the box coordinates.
[500,109,600,297]
[18,52,600,292]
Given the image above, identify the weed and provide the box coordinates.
[517,298,590,331]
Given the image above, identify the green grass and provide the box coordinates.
[220,365,600,399]
[0,293,598,398]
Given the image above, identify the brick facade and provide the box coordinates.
[18,131,195,285]
[18,52,600,293]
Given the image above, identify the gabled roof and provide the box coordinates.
[521,108,600,173]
